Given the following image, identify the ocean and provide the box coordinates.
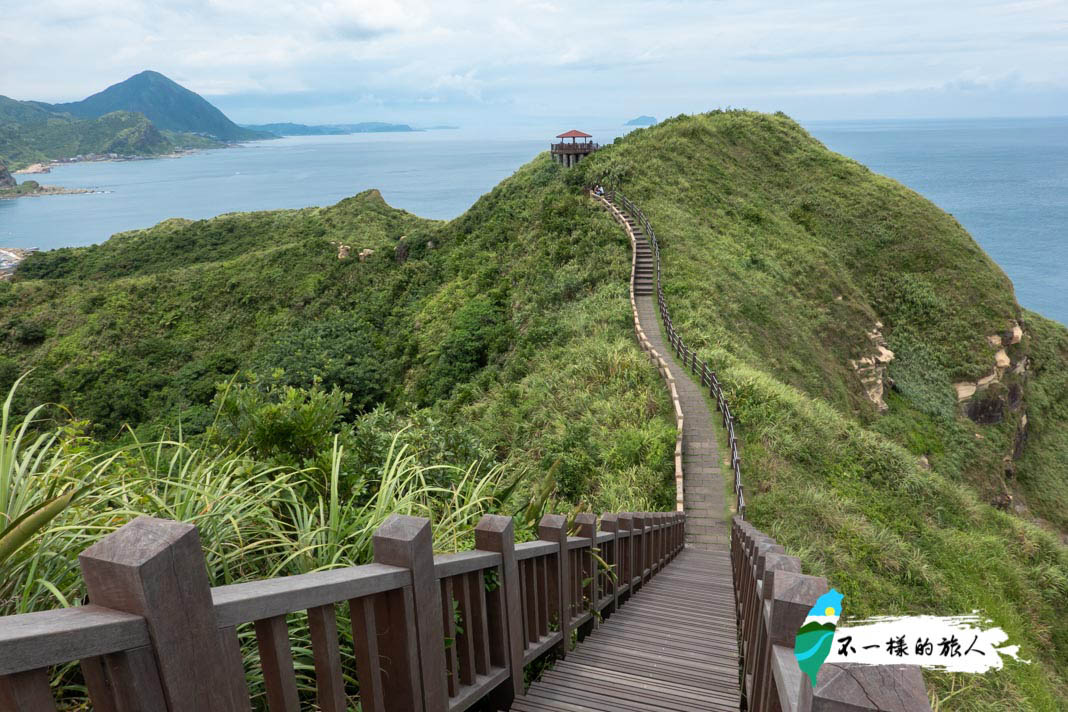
[1,118,1065,324]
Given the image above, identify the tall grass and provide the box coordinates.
[0,385,516,707]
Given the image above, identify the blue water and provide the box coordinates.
[1,118,1065,324]
[806,117,1068,325]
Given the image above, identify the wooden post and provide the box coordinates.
[618,513,635,598]
[538,514,570,657]
[0,669,56,711]
[81,647,169,712]
[78,516,240,712]
[373,515,448,712]
[599,514,620,615]
[764,571,828,710]
[755,554,804,712]
[800,664,931,712]
[475,515,524,709]
[574,513,598,632]
[634,513,649,584]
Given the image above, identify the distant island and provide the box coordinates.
[242,122,418,136]
[0,70,270,171]
[625,115,657,126]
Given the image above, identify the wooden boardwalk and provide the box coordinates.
[628,206,731,551]
[511,548,740,711]
[507,196,741,711]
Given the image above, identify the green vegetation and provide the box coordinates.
[0,95,185,169]
[1,109,1065,708]
[38,70,269,141]
[572,111,1068,709]
[0,70,267,169]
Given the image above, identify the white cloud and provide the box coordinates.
[1,0,1066,121]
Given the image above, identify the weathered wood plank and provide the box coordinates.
[0,668,57,712]
[253,615,299,712]
[0,606,148,676]
[373,514,448,712]
[212,563,409,628]
[79,516,239,712]
[349,595,385,712]
[308,604,346,712]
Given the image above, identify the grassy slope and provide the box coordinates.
[571,111,1068,709]
[3,166,676,513]
[4,109,1066,707]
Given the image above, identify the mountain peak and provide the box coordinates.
[43,71,265,142]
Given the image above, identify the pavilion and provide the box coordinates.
[551,130,599,166]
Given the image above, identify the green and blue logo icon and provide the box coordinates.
[794,588,843,686]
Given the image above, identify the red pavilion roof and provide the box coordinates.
[556,129,592,139]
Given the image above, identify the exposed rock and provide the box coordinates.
[1012,414,1029,460]
[1009,323,1023,345]
[986,334,1002,347]
[336,244,351,260]
[0,163,15,189]
[966,385,1007,424]
[991,491,1013,510]
[976,369,999,389]
[358,248,375,262]
[427,241,435,250]
[918,455,931,470]
[850,322,894,411]
[994,349,1010,369]
[955,382,977,401]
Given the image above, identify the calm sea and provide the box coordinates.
[1,118,1065,324]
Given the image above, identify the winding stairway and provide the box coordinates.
[507,195,739,711]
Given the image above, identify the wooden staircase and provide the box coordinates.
[628,216,656,296]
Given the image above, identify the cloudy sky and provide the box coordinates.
[3,0,1067,126]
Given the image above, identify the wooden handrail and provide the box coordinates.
[0,510,685,711]
[733,517,931,711]
[596,188,931,711]
[597,187,747,518]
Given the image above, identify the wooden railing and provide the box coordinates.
[550,142,600,154]
[0,510,684,711]
[606,189,747,518]
[733,518,931,711]
[600,189,931,710]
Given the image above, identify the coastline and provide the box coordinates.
[14,148,202,175]
[0,247,37,280]
[0,185,95,200]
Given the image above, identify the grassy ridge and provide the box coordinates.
[572,111,1068,709]
[2,109,1065,708]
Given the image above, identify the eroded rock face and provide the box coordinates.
[954,320,1027,411]
[850,322,894,411]
[337,244,351,260]
[0,163,16,189]
[358,248,374,262]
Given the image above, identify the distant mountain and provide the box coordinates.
[625,115,657,126]
[243,121,417,136]
[0,95,176,169]
[39,71,269,142]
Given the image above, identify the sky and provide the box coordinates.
[3,0,1068,127]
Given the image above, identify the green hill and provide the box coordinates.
[0,97,177,168]
[40,70,268,142]
[2,110,1066,708]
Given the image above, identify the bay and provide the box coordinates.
[1,117,1065,324]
